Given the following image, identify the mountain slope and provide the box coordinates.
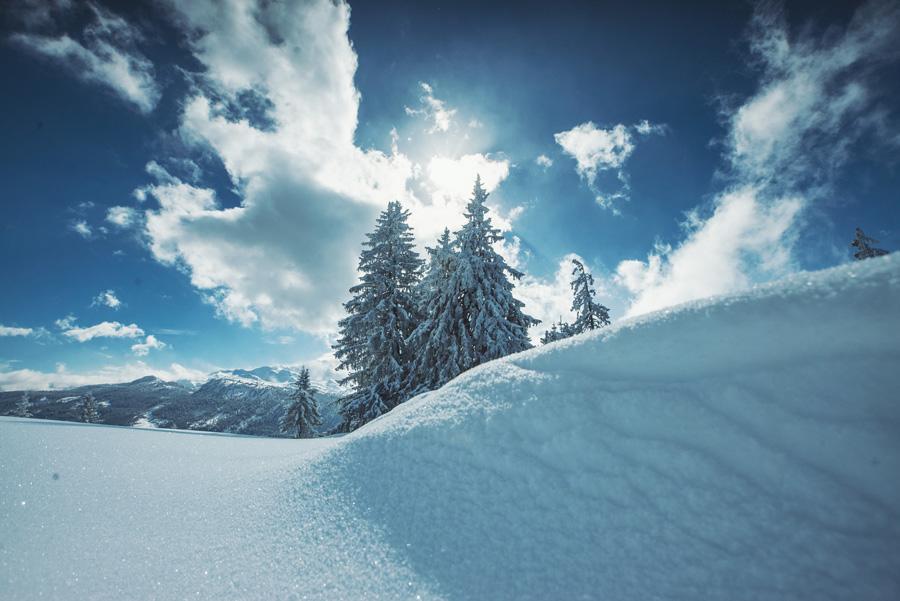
[2,254,899,600]
[0,368,342,437]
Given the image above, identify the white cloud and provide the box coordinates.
[399,153,515,247]
[535,154,553,169]
[0,361,207,391]
[91,289,121,310]
[554,120,664,214]
[62,321,144,342]
[514,254,579,343]
[133,0,418,335]
[617,188,803,316]
[635,120,667,136]
[426,154,509,200]
[70,220,92,238]
[55,315,76,330]
[138,0,522,336]
[512,253,624,344]
[727,0,899,186]
[0,325,34,337]
[405,82,457,133]
[10,3,160,113]
[131,335,166,356]
[614,0,900,318]
[106,206,139,228]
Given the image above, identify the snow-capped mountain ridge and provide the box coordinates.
[1,365,345,436]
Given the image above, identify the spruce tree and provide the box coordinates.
[13,392,33,418]
[417,228,455,304]
[78,392,99,423]
[333,201,423,431]
[570,259,610,334]
[280,367,321,438]
[851,227,889,260]
[408,176,538,392]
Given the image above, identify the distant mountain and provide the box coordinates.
[0,367,344,437]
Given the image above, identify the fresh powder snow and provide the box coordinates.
[2,254,899,600]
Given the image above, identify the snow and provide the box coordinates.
[2,255,900,600]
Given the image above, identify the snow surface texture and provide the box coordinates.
[2,255,899,600]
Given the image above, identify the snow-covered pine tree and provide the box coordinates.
[78,392,99,423]
[280,367,321,438]
[13,392,33,418]
[333,201,424,432]
[851,227,889,260]
[570,258,610,334]
[407,176,538,392]
[416,228,455,304]
[540,319,575,345]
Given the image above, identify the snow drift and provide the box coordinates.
[2,255,899,600]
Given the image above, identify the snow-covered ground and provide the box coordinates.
[2,255,899,600]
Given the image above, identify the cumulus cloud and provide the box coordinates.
[9,2,160,113]
[131,335,166,356]
[62,320,144,342]
[0,325,35,337]
[0,361,207,391]
[70,220,92,238]
[91,289,121,310]
[617,188,803,315]
[535,154,553,169]
[615,0,900,318]
[405,82,457,133]
[554,120,664,213]
[106,206,139,228]
[132,1,521,336]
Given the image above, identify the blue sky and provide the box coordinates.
[1,0,898,389]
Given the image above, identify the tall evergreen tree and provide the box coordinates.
[408,176,538,392]
[570,259,610,333]
[280,367,321,439]
[851,227,889,260]
[13,392,33,418]
[78,392,99,423]
[333,201,424,431]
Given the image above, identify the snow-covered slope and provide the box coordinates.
[2,255,899,600]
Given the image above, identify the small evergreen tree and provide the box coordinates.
[408,176,539,392]
[851,227,889,260]
[333,201,424,431]
[540,319,576,345]
[280,367,321,439]
[78,392,99,423]
[570,259,610,334]
[13,392,33,418]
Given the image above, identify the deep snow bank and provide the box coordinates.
[320,254,900,600]
[2,255,900,600]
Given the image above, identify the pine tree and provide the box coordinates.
[570,259,610,334]
[280,367,321,439]
[78,392,99,423]
[408,176,538,392]
[417,228,456,304]
[13,392,33,418]
[333,201,424,431]
[540,319,575,345]
[851,227,889,260]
